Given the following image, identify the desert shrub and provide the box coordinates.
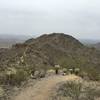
[0,67,35,86]
[59,81,82,100]
[0,87,5,99]
[78,71,89,80]
[84,86,100,100]
[0,72,12,85]
[46,69,55,76]
[0,73,6,85]
[56,80,100,100]
[0,69,28,86]
[86,68,100,81]
[9,69,28,86]
[78,67,100,81]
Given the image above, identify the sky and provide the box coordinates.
[0,0,100,39]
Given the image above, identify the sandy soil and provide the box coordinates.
[12,75,80,100]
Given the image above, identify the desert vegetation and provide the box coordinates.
[52,79,100,100]
[0,33,100,100]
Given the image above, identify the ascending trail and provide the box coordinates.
[13,75,80,100]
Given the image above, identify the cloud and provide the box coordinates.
[0,0,100,39]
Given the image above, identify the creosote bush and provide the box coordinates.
[59,80,82,100]
[56,80,100,100]
[87,68,100,81]
[0,69,29,86]
[0,87,5,99]
[8,69,28,86]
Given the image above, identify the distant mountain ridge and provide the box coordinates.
[79,39,100,45]
[0,34,34,48]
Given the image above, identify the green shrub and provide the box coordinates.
[84,86,100,100]
[87,68,100,81]
[59,81,82,100]
[9,69,28,86]
[0,87,5,99]
[0,72,8,85]
[0,68,29,86]
[57,80,100,100]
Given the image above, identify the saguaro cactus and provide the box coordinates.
[69,68,73,74]
[54,65,60,74]
[74,68,80,75]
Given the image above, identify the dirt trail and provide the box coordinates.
[13,75,80,100]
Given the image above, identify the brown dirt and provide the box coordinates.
[12,75,80,100]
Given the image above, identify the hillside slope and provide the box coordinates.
[93,43,100,50]
[0,33,100,77]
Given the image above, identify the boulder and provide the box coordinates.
[31,71,40,79]
[39,70,46,78]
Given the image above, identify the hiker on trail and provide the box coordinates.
[54,65,60,74]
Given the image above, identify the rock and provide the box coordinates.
[32,71,40,79]
[39,70,46,78]
[31,70,46,79]
[62,73,67,76]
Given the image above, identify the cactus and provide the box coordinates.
[54,65,60,74]
[74,68,80,75]
[69,69,73,74]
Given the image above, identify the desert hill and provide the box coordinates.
[1,33,100,100]
[0,33,100,80]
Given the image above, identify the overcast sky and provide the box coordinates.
[0,0,100,39]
